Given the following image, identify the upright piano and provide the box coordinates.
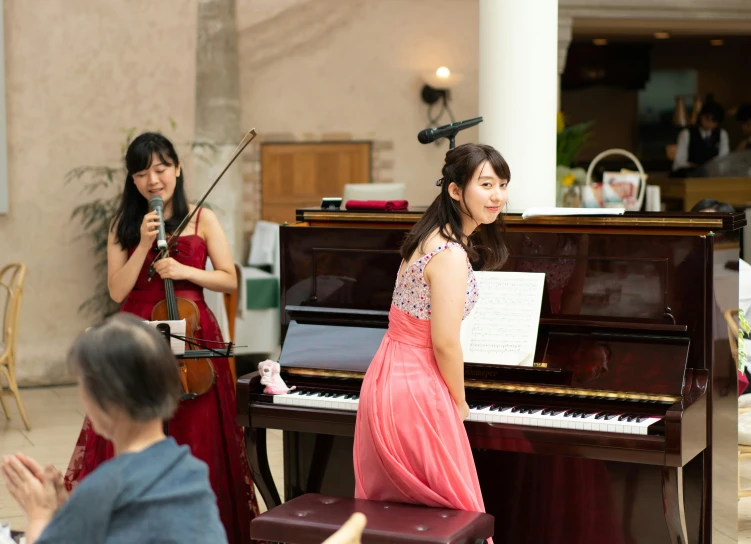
[237,208,745,543]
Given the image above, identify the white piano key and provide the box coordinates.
[270,394,662,435]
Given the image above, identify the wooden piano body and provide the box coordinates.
[237,208,745,543]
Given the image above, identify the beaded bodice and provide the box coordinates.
[391,242,479,320]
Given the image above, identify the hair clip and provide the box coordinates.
[435,177,444,187]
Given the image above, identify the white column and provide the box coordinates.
[479,0,558,213]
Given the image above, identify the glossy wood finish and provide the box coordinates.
[238,209,746,543]
[663,466,688,543]
[649,175,751,211]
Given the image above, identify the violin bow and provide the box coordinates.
[148,129,257,275]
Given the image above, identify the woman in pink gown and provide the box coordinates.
[64,132,259,543]
[353,143,511,526]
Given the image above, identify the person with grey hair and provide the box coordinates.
[0,314,228,544]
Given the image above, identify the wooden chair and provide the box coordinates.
[0,263,31,430]
[725,308,751,498]
[222,263,241,386]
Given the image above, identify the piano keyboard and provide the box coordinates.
[270,389,663,436]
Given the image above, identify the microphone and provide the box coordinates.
[417,117,483,145]
[148,195,168,250]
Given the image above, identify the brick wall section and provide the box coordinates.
[240,133,394,258]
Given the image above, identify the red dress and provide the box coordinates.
[64,209,259,544]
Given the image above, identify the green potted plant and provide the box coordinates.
[556,112,594,207]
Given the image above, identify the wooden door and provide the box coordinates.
[261,142,371,224]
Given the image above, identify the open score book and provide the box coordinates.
[459,271,545,366]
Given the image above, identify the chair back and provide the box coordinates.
[342,183,405,203]
[0,263,27,366]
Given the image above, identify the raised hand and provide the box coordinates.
[139,211,161,249]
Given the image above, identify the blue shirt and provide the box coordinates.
[37,438,227,543]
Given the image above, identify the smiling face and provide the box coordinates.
[131,153,181,211]
[448,160,508,233]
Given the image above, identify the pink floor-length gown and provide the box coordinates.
[353,242,490,537]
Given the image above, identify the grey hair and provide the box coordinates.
[68,313,182,421]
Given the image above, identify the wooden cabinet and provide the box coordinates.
[261,142,371,224]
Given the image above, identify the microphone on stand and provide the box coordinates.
[149,195,168,250]
[417,117,483,148]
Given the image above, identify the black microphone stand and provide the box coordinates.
[446,131,458,150]
[154,323,235,435]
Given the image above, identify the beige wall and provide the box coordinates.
[236,0,480,208]
[0,0,198,384]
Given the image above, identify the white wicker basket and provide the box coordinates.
[584,148,647,211]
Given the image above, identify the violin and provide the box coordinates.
[151,263,216,397]
[148,130,257,399]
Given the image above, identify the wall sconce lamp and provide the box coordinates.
[420,66,463,127]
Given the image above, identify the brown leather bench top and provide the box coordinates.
[250,494,494,544]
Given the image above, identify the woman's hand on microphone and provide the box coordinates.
[153,258,192,281]
[139,211,161,249]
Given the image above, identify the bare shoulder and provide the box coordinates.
[197,207,225,240]
[430,243,468,267]
[197,206,218,223]
[424,243,468,288]
[418,228,459,255]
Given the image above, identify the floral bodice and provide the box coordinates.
[392,242,479,320]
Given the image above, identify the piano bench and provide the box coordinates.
[250,493,494,544]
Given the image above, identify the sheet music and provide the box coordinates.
[521,207,624,219]
[143,319,186,356]
[460,271,545,366]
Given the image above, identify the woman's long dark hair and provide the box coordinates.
[401,143,511,270]
[111,132,190,250]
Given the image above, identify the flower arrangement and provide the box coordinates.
[556,112,594,207]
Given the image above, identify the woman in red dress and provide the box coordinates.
[64,132,259,543]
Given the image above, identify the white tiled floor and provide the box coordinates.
[1,386,751,541]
